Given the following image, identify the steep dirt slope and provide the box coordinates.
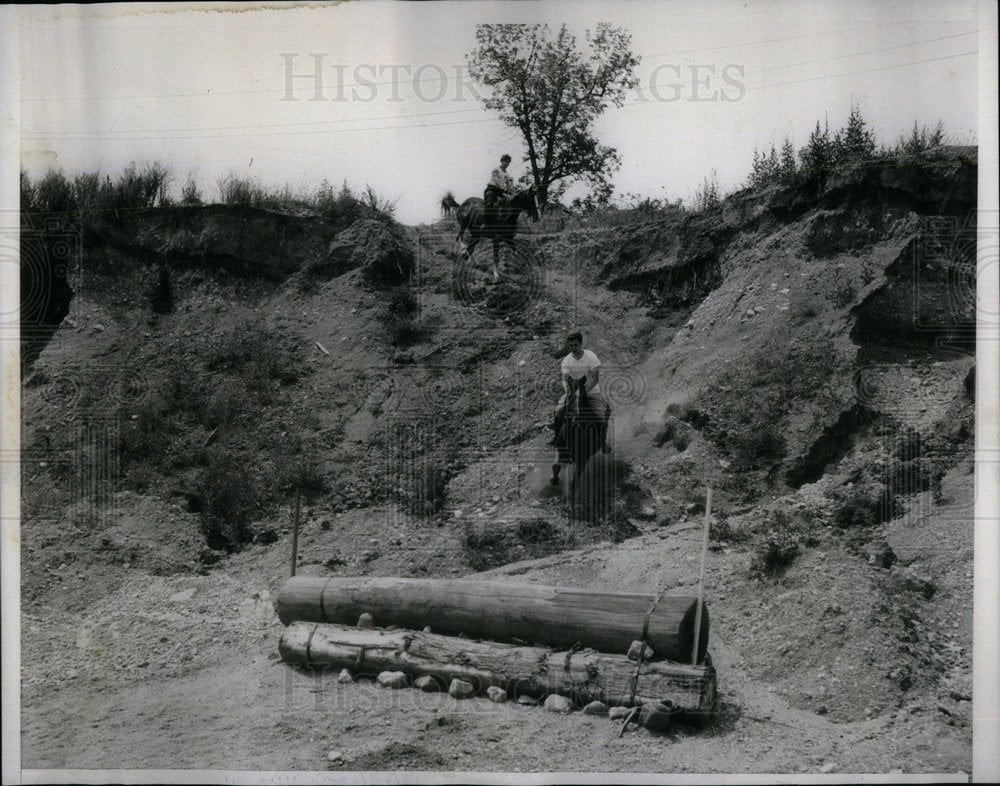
[18,146,977,776]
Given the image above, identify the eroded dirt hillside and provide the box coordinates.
[19,146,977,775]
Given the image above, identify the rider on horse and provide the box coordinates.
[549,331,610,446]
[484,154,514,226]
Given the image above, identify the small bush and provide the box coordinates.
[217,174,266,206]
[828,275,857,307]
[463,517,562,571]
[710,517,750,543]
[314,180,378,229]
[794,297,821,322]
[381,286,422,347]
[206,319,300,386]
[860,259,878,285]
[196,451,262,552]
[749,529,801,578]
[361,183,399,220]
[34,169,77,215]
[828,483,885,528]
[181,176,203,206]
[693,170,721,212]
[114,161,172,209]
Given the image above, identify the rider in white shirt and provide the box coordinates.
[549,331,607,445]
[484,154,514,221]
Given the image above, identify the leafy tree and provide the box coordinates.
[34,169,76,216]
[467,23,640,208]
[20,169,36,212]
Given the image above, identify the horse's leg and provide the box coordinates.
[463,234,479,262]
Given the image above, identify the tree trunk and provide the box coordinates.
[277,576,709,664]
[279,621,716,714]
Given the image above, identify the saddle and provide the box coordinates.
[483,188,508,225]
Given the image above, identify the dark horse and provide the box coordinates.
[440,187,540,278]
[551,376,612,521]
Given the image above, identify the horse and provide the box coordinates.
[551,376,612,522]
[440,187,540,279]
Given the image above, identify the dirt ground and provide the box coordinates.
[17,152,979,780]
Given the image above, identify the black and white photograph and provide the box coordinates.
[2,1,998,782]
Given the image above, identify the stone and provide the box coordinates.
[627,640,655,661]
[820,763,836,773]
[486,686,508,703]
[544,694,573,714]
[337,669,353,684]
[582,701,608,716]
[862,540,896,569]
[448,679,475,699]
[638,701,675,732]
[516,695,540,706]
[357,612,374,629]
[609,706,632,720]
[169,588,196,603]
[414,675,442,692]
[377,671,409,689]
[327,750,342,762]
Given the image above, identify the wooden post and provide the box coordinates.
[691,485,711,665]
[290,487,301,577]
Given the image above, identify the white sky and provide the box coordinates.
[13,0,985,225]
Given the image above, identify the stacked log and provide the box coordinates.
[279,621,716,715]
[277,577,709,664]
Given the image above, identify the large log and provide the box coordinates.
[279,621,717,715]
[277,577,709,664]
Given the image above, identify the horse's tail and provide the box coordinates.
[441,192,460,217]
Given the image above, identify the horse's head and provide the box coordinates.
[526,186,541,222]
[511,187,540,223]
[565,375,592,424]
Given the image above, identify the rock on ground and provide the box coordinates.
[544,694,573,713]
[376,671,408,689]
[448,679,475,699]
[414,675,442,692]
[638,701,675,732]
